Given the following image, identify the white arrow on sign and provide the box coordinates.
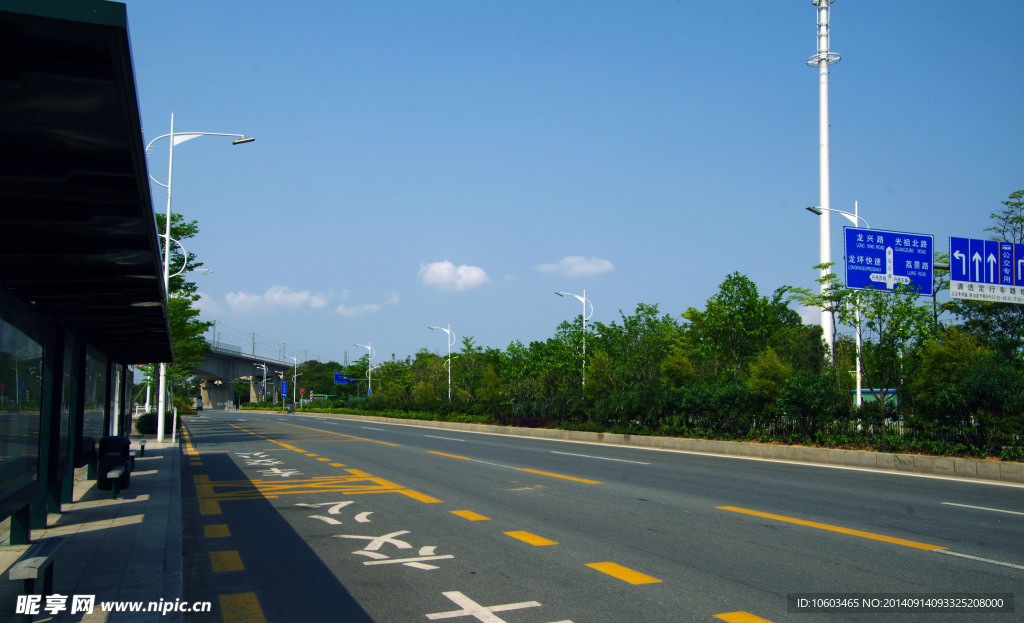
[954,249,966,275]
[1019,257,1024,282]
[972,251,983,281]
[988,253,997,282]
[869,247,912,290]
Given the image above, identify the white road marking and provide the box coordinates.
[551,451,649,465]
[425,435,466,442]
[426,591,541,622]
[935,549,1024,571]
[941,502,1024,517]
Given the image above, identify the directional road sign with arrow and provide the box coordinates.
[844,227,934,293]
[949,236,1024,304]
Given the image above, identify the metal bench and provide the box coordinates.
[107,465,126,498]
[9,537,66,604]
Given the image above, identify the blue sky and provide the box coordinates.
[124,0,1023,365]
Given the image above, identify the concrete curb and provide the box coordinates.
[292,411,1024,485]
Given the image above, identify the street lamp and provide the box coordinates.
[146,113,254,443]
[555,289,593,387]
[252,362,269,406]
[355,343,375,397]
[807,0,841,359]
[806,202,870,407]
[428,324,456,401]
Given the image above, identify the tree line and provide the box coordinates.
[248,191,1024,461]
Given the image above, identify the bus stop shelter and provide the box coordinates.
[0,0,172,541]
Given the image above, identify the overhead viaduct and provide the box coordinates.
[193,344,295,408]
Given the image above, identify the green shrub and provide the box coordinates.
[135,411,175,435]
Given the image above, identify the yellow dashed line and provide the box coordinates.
[714,612,775,623]
[451,510,490,521]
[219,592,266,623]
[209,550,245,572]
[427,451,471,460]
[203,524,231,538]
[586,562,661,584]
[717,506,946,551]
[330,463,346,467]
[505,531,558,546]
[518,468,601,484]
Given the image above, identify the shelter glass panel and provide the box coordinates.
[83,348,107,440]
[0,317,40,500]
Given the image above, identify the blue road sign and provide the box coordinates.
[334,372,356,385]
[949,236,1024,304]
[281,380,288,397]
[844,227,934,292]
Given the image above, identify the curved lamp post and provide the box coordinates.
[428,324,457,401]
[355,342,375,397]
[146,113,254,442]
[806,202,869,407]
[555,289,593,387]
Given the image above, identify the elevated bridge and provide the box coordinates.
[194,344,295,408]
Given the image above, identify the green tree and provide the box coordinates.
[592,303,680,390]
[685,273,799,382]
[911,326,986,414]
[143,212,211,402]
[747,347,792,413]
[838,284,935,411]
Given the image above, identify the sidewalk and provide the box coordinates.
[0,436,182,622]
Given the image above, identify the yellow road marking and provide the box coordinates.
[195,470,441,504]
[717,506,946,551]
[209,550,245,572]
[203,524,231,538]
[505,531,558,546]
[428,451,470,460]
[330,463,346,467]
[518,468,601,484]
[451,510,490,521]
[586,562,661,584]
[220,592,266,623]
[317,458,332,462]
[714,612,775,623]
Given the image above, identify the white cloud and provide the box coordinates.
[195,291,225,316]
[419,260,490,291]
[336,302,381,317]
[335,290,400,317]
[536,256,614,277]
[224,285,328,311]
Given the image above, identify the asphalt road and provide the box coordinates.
[180,411,1024,623]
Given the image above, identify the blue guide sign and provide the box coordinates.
[844,227,934,293]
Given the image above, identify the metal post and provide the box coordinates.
[808,0,841,355]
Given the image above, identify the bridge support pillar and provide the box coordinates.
[200,381,235,410]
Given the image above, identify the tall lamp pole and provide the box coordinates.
[355,343,375,397]
[146,113,254,442]
[807,0,841,356]
[555,290,593,387]
[428,324,456,401]
[807,202,868,407]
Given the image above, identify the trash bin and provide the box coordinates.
[97,436,131,491]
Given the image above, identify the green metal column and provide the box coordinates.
[32,327,64,530]
[63,338,86,504]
